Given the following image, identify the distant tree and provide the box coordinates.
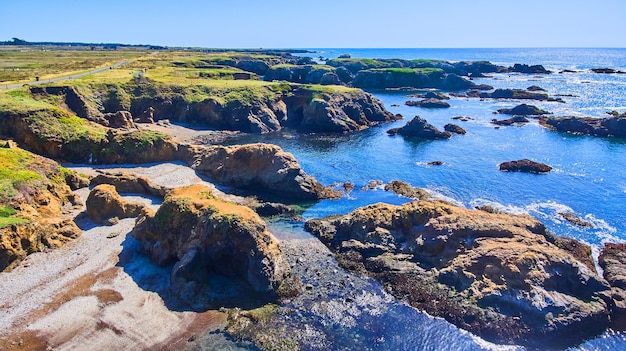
[11,37,29,45]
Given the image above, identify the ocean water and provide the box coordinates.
[222,48,626,350]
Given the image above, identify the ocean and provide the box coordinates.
[220,48,626,350]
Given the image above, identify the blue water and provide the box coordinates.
[226,48,626,350]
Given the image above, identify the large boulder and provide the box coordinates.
[191,143,341,201]
[86,184,144,224]
[497,104,551,116]
[387,115,451,140]
[103,111,136,129]
[131,185,300,308]
[304,200,611,349]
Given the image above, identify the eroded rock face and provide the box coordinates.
[191,143,341,201]
[304,200,611,348]
[387,115,451,140]
[86,184,145,225]
[599,243,626,330]
[131,185,300,308]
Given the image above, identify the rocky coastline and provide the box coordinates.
[1,50,626,351]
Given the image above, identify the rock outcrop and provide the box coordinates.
[499,159,552,174]
[387,115,451,140]
[86,184,145,225]
[541,115,626,138]
[191,143,341,201]
[496,104,551,116]
[90,171,169,198]
[304,200,611,348]
[492,116,530,126]
[0,145,82,271]
[287,88,399,133]
[131,185,300,308]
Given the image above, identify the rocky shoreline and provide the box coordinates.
[1,50,626,351]
[304,195,622,349]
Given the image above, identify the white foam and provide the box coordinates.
[469,198,528,215]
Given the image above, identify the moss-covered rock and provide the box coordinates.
[0,144,82,271]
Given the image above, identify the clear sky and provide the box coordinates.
[1,0,624,48]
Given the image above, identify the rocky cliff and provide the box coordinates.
[131,184,300,308]
[305,200,611,349]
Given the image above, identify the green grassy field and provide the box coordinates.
[0,46,148,84]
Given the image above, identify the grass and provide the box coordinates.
[368,67,444,75]
[0,47,147,84]
[0,147,47,227]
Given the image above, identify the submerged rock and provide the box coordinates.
[304,200,611,348]
[499,159,553,174]
[131,184,300,308]
[387,116,451,140]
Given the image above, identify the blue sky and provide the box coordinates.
[1,0,624,48]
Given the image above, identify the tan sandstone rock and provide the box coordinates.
[131,184,300,308]
[305,200,611,349]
